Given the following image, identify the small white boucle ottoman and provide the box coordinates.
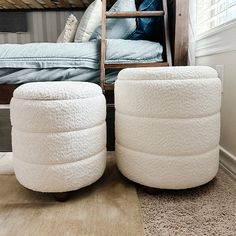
[10,82,106,194]
[115,66,221,189]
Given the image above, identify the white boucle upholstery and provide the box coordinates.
[12,123,106,164]
[13,81,102,100]
[116,113,220,156]
[11,81,106,193]
[14,150,106,192]
[116,144,219,189]
[11,93,106,133]
[115,66,221,189]
[115,79,221,118]
[117,66,218,81]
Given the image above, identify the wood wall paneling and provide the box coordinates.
[0,11,84,44]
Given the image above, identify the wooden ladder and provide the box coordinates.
[100,0,172,91]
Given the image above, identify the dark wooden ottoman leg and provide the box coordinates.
[139,184,159,195]
[53,192,70,202]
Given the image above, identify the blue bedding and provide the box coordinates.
[0,68,119,84]
[0,39,163,84]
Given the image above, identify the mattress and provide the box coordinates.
[0,39,163,84]
[0,68,119,84]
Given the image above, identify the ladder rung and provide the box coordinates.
[105,62,169,69]
[106,11,165,18]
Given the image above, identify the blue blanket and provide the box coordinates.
[0,39,163,84]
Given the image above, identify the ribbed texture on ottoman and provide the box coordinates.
[10,95,106,133]
[11,82,106,193]
[12,123,106,164]
[14,149,106,192]
[115,66,221,189]
[116,144,219,189]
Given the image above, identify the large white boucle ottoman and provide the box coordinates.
[115,66,221,189]
[10,82,106,194]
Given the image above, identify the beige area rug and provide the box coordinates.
[0,152,144,236]
[138,167,236,236]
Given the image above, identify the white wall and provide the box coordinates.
[196,21,236,159]
[0,11,84,44]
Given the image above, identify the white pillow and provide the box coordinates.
[91,0,137,40]
[74,0,102,42]
[57,14,78,43]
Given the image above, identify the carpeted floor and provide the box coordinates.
[138,167,236,236]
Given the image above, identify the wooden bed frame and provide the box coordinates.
[0,0,189,104]
[100,0,172,91]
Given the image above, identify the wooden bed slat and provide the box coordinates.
[0,0,15,9]
[22,0,43,8]
[105,62,169,69]
[59,0,70,8]
[74,0,85,8]
[6,0,29,9]
[40,0,56,8]
[81,0,93,7]
[0,0,92,9]
[106,11,165,18]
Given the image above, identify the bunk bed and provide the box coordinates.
[0,0,189,151]
[0,0,188,104]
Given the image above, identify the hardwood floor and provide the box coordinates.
[0,152,13,174]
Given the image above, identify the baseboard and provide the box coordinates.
[220,146,236,181]
[0,105,10,109]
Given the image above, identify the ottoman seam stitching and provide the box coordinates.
[115,111,220,120]
[12,121,106,134]
[116,77,218,81]
[13,148,106,166]
[12,94,104,101]
[116,142,219,157]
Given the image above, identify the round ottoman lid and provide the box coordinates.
[117,66,218,81]
[13,82,102,100]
